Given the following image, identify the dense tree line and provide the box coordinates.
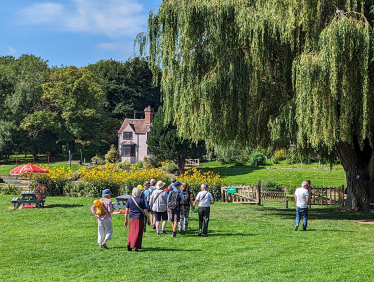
[0,55,161,159]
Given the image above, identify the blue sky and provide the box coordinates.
[0,0,161,67]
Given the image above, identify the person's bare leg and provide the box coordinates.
[162,220,167,230]
[156,221,161,233]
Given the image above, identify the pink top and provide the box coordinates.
[91,198,114,222]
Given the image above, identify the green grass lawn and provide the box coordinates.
[199,161,346,188]
[2,196,374,281]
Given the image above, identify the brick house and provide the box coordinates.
[118,106,155,163]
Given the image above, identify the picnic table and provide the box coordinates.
[11,191,45,209]
[113,194,131,211]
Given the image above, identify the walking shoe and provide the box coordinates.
[157,232,160,235]
[127,244,132,252]
[171,232,176,238]
[178,229,182,234]
[294,225,299,231]
[203,234,208,237]
[198,232,202,236]
[152,224,156,229]
[102,243,109,249]
[161,230,167,234]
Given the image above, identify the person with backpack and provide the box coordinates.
[193,184,214,237]
[91,189,115,249]
[124,187,150,251]
[167,181,184,237]
[149,181,168,235]
[167,177,177,190]
[178,182,193,233]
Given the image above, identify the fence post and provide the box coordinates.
[257,181,261,205]
[221,186,224,202]
[341,185,345,207]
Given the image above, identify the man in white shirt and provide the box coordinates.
[193,183,214,237]
[294,181,310,231]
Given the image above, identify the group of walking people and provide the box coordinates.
[91,177,214,251]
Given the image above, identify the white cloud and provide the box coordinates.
[18,0,147,37]
[6,45,16,54]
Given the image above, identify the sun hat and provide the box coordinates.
[102,189,112,197]
[156,180,165,189]
[150,178,157,185]
[170,177,177,183]
[144,181,151,186]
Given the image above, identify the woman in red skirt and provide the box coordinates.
[124,187,150,251]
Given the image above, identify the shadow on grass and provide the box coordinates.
[44,204,84,208]
[306,229,354,232]
[259,206,374,221]
[111,247,202,252]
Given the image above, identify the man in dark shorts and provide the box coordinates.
[149,181,168,235]
[167,181,184,237]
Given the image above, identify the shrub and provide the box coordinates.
[105,144,120,163]
[250,151,266,167]
[29,166,73,196]
[161,161,178,173]
[177,167,226,201]
[143,156,161,168]
[273,149,286,164]
[91,155,105,165]
[262,180,283,192]
[0,184,22,195]
[234,151,250,166]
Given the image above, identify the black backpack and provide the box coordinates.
[182,190,190,206]
[168,191,180,210]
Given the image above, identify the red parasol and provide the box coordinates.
[9,164,49,175]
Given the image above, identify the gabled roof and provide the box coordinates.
[118,119,151,134]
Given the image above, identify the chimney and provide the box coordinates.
[144,105,154,124]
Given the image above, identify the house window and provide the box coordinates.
[123,145,136,157]
[123,132,133,140]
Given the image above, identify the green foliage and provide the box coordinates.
[105,144,120,164]
[91,155,105,165]
[140,0,374,154]
[0,184,22,195]
[21,66,105,148]
[262,180,282,192]
[86,57,161,120]
[249,151,266,167]
[147,106,206,172]
[161,161,178,172]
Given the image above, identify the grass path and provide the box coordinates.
[1,196,374,281]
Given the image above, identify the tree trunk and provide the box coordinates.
[336,140,373,210]
[177,160,185,175]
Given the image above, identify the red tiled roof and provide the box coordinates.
[118,118,151,134]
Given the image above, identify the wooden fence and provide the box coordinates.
[309,186,345,206]
[221,183,261,204]
[221,182,345,208]
[262,191,289,208]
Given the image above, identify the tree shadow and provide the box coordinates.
[259,206,374,221]
[138,247,202,252]
[44,204,84,208]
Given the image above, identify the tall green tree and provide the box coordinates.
[147,107,206,173]
[86,57,161,121]
[141,1,374,209]
[21,66,106,152]
[0,54,50,157]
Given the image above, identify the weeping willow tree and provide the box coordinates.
[137,0,374,210]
